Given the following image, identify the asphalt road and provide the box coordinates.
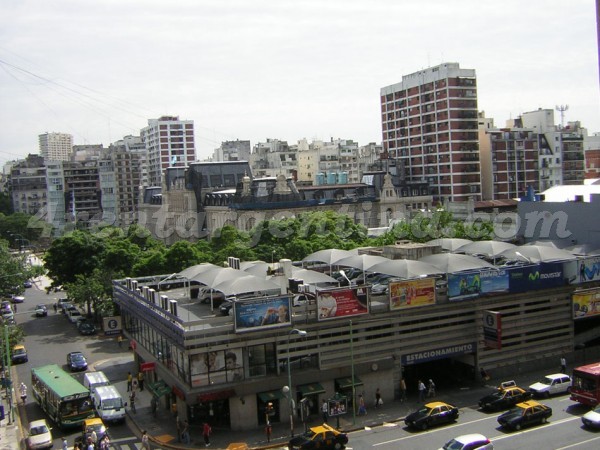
[12,284,140,450]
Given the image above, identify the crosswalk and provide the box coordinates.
[107,436,142,450]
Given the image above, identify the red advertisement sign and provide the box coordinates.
[316,287,368,321]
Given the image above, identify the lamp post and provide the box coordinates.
[349,320,356,425]
[285,328,307,437]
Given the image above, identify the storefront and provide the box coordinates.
[334,376,363,411]
[257,389,285,425]
[297,382,326,416]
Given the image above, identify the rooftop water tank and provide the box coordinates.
[338,172,348,184]
[315,173,325,186]
[327,172,337,185]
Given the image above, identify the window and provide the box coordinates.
[248,343,277,377]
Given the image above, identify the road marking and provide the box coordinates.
[488,416,581,442]
[372,416,494,446]
[556,435,600,449]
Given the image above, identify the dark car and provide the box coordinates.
[288,423,348,450]
[497,400,552,431]
[478,386,531,411]
[219,299,235,316]
[35,305,48,317]
[78,322,96,336]
[67,351,88,372]
[404,401,459,431]
[11,344,28,364]
[24,280,33,288]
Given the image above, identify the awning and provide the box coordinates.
[148,380,172,398]
[198,389,236,402]
[258,390,285,403]
[297,382,325,396]
[335,376,363,390]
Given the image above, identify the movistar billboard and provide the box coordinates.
[507,262,564,293]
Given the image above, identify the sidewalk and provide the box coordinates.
[101,357,557,450]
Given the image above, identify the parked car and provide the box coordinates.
[23,280,33,288]
[35,304,48,317]
[11,344,28,364]
[478,385,531,411]
[497,400,552,431]
[582,404,600,429]
[219,298,235,316]
[26,419,53,450]
[198,287,226,305]
[68,309,83,323]
[528,373,571,398]
[11,295,25,304]
[67,351,88,372]
[288,423,348,449]
[1,301,12,314]
[60,302,74,314]
[438,433,494,450]
[293,293,315,307]
[404,401,459,431]
[78,321,96,336]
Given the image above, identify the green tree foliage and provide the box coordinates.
[64,271,109,319]
[0,240,31,297]
[164,241,202,272]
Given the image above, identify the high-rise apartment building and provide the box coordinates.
[141,116,196,186]
[9,154,47,215]
[380,63,481,202]
[39,132,73,162]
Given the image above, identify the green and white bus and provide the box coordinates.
[31,364,95,428]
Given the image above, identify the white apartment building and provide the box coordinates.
[39,132,73,162]
[141,116,196,186]
[212,140,251,162]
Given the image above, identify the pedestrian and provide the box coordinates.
[117,335,123,348]
[358,394,367,415]
[86,437,94,450]
[141,430,150,450]
[202,421,212,447]
[480,367,490,382]
[181,420,190,445]
[375,388,382,408]
[321,400,328,423]
[399,378,407,403]
[427,379,436,398]
[176,415,182,442]
[53,303,58,313]
[150,396,157,417]
[265,421,272,443]
[132,378,139,392]
[129,390,136,414]
[560,356,567,373]
[62,438,69,450]
[99,435,110,450]
[19,382,27,404]
[126,371,132,392]
[418,379,426,402]
[89,428,98,447]
[138,371,145,391]
[13,303,17,313]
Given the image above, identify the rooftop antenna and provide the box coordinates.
[555,105,569,128]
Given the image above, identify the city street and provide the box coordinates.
[12,281,141,450]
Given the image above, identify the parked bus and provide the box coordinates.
[570,361,600,406]
[31,364,95,428]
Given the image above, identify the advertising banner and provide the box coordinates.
[507,262,564,293]
[234,296,292,332]
[316,287,368,321]
[448,269,509,301]
[389,278,436,310]
[573,288,600,319]
[190,348,244,387]
[578,257,600,283]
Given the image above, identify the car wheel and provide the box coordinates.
[420,422,428,431]
[515,423,521,431]
[542,416,548,424]
[334,443,342,449]
[545,391,550,399]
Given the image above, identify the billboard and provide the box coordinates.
[234,296,292,333]
[448,269,509,301]
[578,257,600,283]
[573,288,600,319]
[389,278,436,310]
[316,287,368,321]
[507,262,564,293]
[190,348,244,387]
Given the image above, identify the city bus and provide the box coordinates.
[570,361,600,406]
[31,364,95,428]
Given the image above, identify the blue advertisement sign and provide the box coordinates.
[507,262,564,293]
[578,257,600,283]
[448,269,509,301]
[234,296,292,333]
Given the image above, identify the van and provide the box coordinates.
[83,371,110,393]
[92,385,126,423]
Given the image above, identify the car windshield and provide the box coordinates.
[537,377,553,385]
[415,406,432,415]
[71,354,85,361]
[442,438,465,450]
[102,398,123,409]
[30,425,49,435]
[14,348,26,355]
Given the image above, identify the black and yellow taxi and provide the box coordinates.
[74,418,108,447]
[11,344,28,364]
[288,423,348,449]
[404,401,459,431]
[497,400,552,431]
[478,385,531,411]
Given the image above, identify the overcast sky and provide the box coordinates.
[1,0,598,167]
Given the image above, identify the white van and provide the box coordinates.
[92,385,126,423]
[84,371,110,394]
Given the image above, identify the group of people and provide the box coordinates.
[176,415,212,447]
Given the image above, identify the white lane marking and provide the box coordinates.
[556,435,600,449]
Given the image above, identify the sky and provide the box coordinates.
[1,0,598,168]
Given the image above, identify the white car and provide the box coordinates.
[439,433,494,450]
[582,405,600,429]
[26,419,53,449]
[528,373,571,398]
[67,309,83,323]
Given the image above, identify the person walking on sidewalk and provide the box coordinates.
[399,378,407,403]
[265,421,272,443]
[427,379,436,398]
[19,382,27,404]
[138,371,145,391]
[418,380,426,402]
[181,420,190,445]
[375,388,382,408]
[321,400,328,423]
[117,335,123,348]
[560,356,567,373]
[141,430,150,450]
[358,394,367,415]
[202,422,212,447]
[129,390,136,414]
[126,372,132,392]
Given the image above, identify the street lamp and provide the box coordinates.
[285,328,307,437]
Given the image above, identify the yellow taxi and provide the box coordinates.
[288,423,348,449]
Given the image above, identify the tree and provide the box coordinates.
[0,240,31,297]
[164,241,202,273]
[64,272,107,319]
